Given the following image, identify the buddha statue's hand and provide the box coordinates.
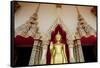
[50,42,53,50]
[50,42,54,64]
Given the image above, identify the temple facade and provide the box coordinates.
[13,1,97,66]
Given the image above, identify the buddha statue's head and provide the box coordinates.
[55,31,61,42]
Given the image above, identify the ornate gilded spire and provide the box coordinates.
[75,6,96,37]
[15,3,40,37]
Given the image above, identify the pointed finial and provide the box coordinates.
[75,6,80,16]
[36,3,40,13]
[33,3,40,15]
[56,31,61,37]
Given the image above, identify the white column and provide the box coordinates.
[29,44,37,65]
[77,40,84,62]
[40,44,48,64]
[68,40,76,63]
[40,35,49,64]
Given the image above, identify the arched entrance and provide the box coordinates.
[46,24,69,64]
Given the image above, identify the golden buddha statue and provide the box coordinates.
[50,32,68,64]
